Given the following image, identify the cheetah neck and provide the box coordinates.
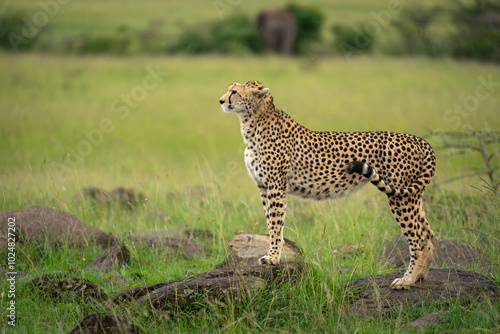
[237,98,276,144]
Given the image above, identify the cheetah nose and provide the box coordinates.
[219,99,224,105]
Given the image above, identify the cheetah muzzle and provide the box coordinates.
[219,81,438,290]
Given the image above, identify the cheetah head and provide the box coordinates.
[219,81,270,113]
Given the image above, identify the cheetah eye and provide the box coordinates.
[231,90,237,95]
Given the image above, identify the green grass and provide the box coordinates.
[0,52,499,332]
[2,185,499,333]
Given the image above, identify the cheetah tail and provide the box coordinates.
[346,145,435,197]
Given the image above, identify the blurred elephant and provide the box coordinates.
[257,8,297,55]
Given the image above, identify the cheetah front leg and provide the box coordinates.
[258,185,287,266]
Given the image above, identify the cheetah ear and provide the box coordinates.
[257,86,269,96]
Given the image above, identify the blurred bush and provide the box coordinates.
[173,5,324,55]
[55,29,134,55]
[390,1,500,62]
[286,3,324,54]
[171,14,264,55]
[450,0,500,63]
[0,11,46,52]
[391,6,443,56]
[172,28,212,54]
[79,34,133,54]
[211,14,265,54]
[1,2,499,62]
[332,23,375,58]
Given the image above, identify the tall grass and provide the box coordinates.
[2,179,499,332]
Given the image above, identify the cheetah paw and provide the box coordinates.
[258,255,279,266]
[390,277,411,290]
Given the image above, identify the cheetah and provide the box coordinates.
[219,81,438,289]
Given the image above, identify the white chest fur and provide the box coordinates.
[244,145,265,187]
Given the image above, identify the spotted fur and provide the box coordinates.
[219,81,438,289]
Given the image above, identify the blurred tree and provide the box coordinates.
[211,14,265,54]
[285,3,324,54]
[427,128,500,189]
[450,0,500,62]
[0,11,46,52]
[332,23,376,59]
[171,14,264,55]
[173,28,213,54]
[392,5,442,56]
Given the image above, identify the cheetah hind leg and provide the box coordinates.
[418,240,438,280]
[414,204,439,282]
[416,230,439,281]
[390,246,425,290]
[390,197,438,290]
[391,236,438,289]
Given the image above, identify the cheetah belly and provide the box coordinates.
[287,164,370,200]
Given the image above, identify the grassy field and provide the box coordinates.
[1,54,499,201]
[0,53,499,333]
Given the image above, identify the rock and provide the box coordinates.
[75,187,112,202]
[215,255,261,270]
[130,235,203,258]
[85,244,130,272]
[28,269,77,283]
[345,268,499,317]
[108,187,147,207]
[115,262,302,310]
[226,231,301,261]
[68,313,143,334]
[382,235,493,273]
[29,271,108,302]
[56,278,108,302]
[215,231,302,270]
[114,281,172,305]
[133,227,214,243]
[0,206,117,248]
[408,311,447,330]
[75,187,147,208]
[115,231,303,309]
